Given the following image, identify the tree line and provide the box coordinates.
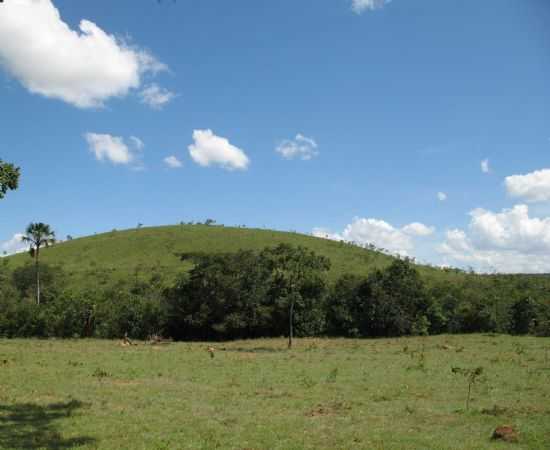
[1,243,549,340]
[1,161,549,341]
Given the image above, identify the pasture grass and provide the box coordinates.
[1,334,549,449]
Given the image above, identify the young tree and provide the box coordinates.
[0,160,20,199]
[21,222,55,305]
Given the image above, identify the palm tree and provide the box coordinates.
[21,222,55,305]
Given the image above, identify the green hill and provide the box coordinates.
[6,224,461,288]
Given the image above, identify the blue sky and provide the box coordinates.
[1,0,550,272]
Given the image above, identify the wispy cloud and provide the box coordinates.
[139,83,176,110]
[164,155,183,168]
[481,158,490,174]
[85,133,144,168]
[351,0,391,14]
[275,134,319,161]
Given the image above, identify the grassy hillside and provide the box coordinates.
[8,224,416,286]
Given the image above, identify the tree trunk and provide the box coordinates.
[35,248,40,305]
[288,297,294,349]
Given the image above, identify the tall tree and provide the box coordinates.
[0,160,20,199]
[261,244,330,349]
[21,223,55,305]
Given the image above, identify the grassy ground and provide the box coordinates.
[1,335,549,449]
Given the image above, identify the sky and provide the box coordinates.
[1,0,550,273]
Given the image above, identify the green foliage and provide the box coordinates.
[12,262,65,303]
[508,296,538,335]
[21,222,56,305]
[21,222,56,253]
[165,245,330,342]
[325,274,363,337]
[260,244,330,346]
[326,259,432,338]
[0,159,20,199]
[2,229,550,340]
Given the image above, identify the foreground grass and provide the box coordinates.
[1,335,549,450]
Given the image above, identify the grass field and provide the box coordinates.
[1,335,549,449]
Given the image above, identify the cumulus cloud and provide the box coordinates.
[438,204,550,273]
[351,0,391,14]
[164,155,183,168]
[437,192,447,201]
[139,83,176,109]
[276,134,319,161]
[188,129,249,171]
[481,158,490,174]
[313,217,434,256]
[402,222,435,237]
[0,233,28,256]
[85,132,143,166]
[505,168,550,203]
[0,0,167,108]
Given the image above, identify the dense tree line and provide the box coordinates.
[0,245,549,340]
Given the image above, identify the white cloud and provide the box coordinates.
[164,155,183,168]
[1,233,28,256]
[505,168,550,203]
[481,158,490,174]
[437,192,447,201]
[402,222,435,237]
[438,204,550,273]
[85,132,143,165]
[276,134,319,161]
[313,217,434,256]
[139,83,176,109]
[129,136,144,151]
[188,129,249,171]
[0,0,166,108]
[351,0,391,14]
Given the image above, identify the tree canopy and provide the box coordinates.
[0,159,20,199]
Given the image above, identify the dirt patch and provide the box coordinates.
[492,425,519,442]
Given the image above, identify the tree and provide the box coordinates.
[508,296,537,335]
[260,244,330,348]
[166,250,273,340]
[12,262,65,304]
[21,223,55,305]
[0,160,20,199]
[326,274,364,337]
[326,259,430,338]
